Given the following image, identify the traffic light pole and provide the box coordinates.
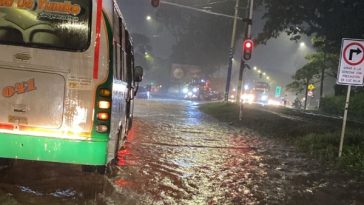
[236,59,245,103]
[236,0,254,104]
[224,0,240,102]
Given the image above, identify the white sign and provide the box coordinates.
[337,39,364,86]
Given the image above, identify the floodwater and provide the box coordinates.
[0,99,363,205]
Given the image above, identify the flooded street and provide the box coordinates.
[0,99,363,204]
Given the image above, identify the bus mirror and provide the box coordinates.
[134,66,143,82]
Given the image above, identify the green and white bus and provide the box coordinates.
[0,0,142,168]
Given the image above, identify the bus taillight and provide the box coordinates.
[99,88,111,97]
[96,125,108,133]
[97,112,109,121]
[98,100,111,109]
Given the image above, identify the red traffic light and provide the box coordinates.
[245,41,252,49]
[151,0,160,7]
[243,39,254,60]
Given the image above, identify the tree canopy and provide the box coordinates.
[286,60,320,95]
[258,0,364,52]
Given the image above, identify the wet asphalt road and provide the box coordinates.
[0,99,363,205]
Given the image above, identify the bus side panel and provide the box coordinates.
[0,133,108,165]
[99,7,129,163]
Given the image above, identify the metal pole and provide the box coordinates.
[237,59,245,103]
[338,85,351,158]
[236,0,253,104]
[238,60,245,120]
[247,0,254,39]
[224,0,240,102]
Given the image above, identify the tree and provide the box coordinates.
[258,0,364,52]
[258,0,364,98]
[131,33,153,70]
[287,59,320,110]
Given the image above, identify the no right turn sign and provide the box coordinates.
[337,39,364,86]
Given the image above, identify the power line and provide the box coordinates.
[160,1,243,20]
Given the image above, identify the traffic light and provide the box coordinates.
[151,0,160,7]
[243,39,253,61]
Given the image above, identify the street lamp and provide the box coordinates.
[299,42,306,48]
[146,15,152,21]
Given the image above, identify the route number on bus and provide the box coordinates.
[2,79,37,98]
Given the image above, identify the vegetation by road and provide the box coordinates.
[199,102,364,174]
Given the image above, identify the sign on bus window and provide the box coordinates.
[0,0,92,51]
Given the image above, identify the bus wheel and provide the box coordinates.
[0,158,14,170]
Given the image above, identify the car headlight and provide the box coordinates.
[261,95,268,101]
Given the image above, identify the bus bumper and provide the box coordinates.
[0,133,108,166]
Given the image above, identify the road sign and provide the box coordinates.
[308,84,315,91]
[337,39,364,86]
[336,38,364,158]
[275,86,281,97]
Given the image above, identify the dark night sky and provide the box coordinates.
[117,0,336,96]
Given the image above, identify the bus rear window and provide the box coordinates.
[0,0,91,51]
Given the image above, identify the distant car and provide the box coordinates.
[206,90,223,101]
[136,87,150,99]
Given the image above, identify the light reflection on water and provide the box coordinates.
[0,99,362,204]
[112,99,364,205]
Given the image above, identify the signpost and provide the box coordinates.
[337,38,364,157]
[308,84,315,91]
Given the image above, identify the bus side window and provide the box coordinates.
[119,19,126,81]
[116,44,122,80]
[126,40,132,85]
[113,8,122,80]
[130,54,135,86]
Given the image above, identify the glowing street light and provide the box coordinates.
[146,15,152,21]
[299,42,306,48]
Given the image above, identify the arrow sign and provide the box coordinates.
[337,39,364,86]
[343,42,364,66]
[349,47,362,61]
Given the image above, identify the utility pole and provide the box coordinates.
[224,0,240,102]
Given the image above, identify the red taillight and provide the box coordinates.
[97,112,109,120]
